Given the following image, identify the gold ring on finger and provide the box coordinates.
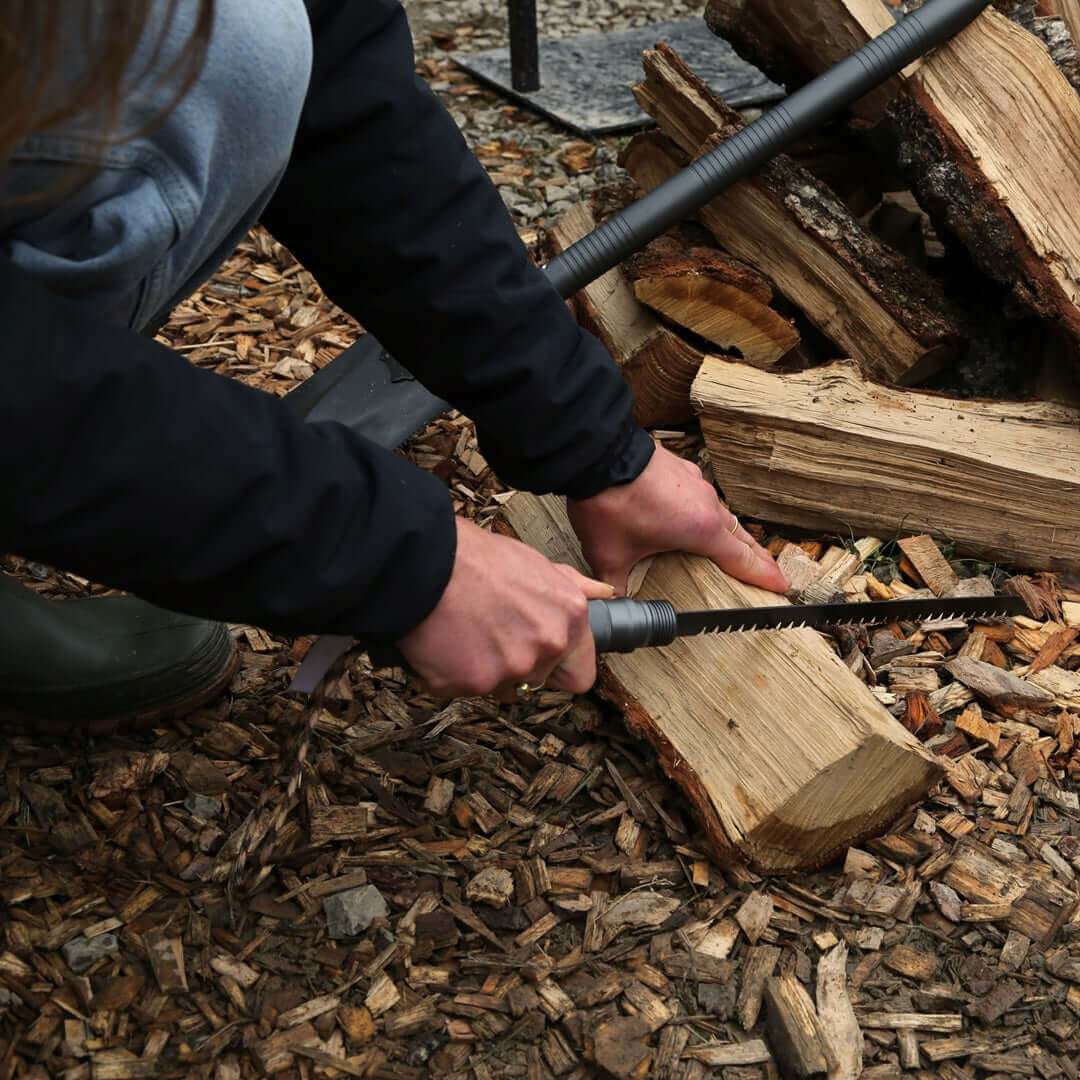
[728,515,740,535]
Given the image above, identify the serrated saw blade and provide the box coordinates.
[675,594,1027,637]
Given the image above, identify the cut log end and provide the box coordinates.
[632,274,800,367]
[605,662,940,873]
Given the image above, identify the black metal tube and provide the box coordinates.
[543,0,991,298]
[508,0,541,93]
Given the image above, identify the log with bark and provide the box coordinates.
[624,45,962,385]
[691,356,1080,572]
[891,6,1080,348]
[704,0,902,122]
[501,493,943,875]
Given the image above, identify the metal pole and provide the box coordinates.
[507,0,540,92]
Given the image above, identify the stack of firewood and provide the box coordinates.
[547,0,1080,576]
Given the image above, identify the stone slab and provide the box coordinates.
[455,18,784,136]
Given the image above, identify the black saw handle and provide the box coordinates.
[586,597,678,653]
[543,0,991,297]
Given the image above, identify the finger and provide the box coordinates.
[562,554,633,597]
[733,524,773,564]
[553,563,619,600]
[711,534,790,593]
[718,510,789,591]
[546,631,597,695]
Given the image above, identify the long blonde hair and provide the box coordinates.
[0,0,216,170]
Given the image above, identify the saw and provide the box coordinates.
[290,593,1025,692]
[585,594,1025,653]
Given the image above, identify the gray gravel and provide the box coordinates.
[324,884,390,939]
[406,0,706,46]
[404,0,708,226]
[62,933,120,973]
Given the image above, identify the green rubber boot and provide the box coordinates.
[0,573,237,734]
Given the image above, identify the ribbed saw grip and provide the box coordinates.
[543,0,990,298]
[588,598,678,654]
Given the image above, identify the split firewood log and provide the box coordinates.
[623,234,800,366]
[624,46,962,385]
[890,6,1080,349]
[691,356,1080,572]
[501,494,943,875]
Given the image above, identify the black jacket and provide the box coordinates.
[0,0,653,641]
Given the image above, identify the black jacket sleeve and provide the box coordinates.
[261,0,654,500]
[0,257,456,640]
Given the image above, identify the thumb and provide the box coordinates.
[710,535,790,593]
[588,558,630,597]
[554,564,618,600]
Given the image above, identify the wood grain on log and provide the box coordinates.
[502,494,942,875]
[692,358,1080,572]
[623,235,800,366]
[894,8,1080,347]
[626,46,961,385]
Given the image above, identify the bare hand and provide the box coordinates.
[567,444,789,596]
[397,517,614,700]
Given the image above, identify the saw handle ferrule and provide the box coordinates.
[588,597,678,654]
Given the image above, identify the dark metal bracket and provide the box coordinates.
[507,0,540,92]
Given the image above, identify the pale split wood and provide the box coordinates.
[631,274,799,366]
[904,8,1080,341]
[691,358,1080,572]
[619,227,799,370]
[816,943,862,1080]
[502,492,941,874]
